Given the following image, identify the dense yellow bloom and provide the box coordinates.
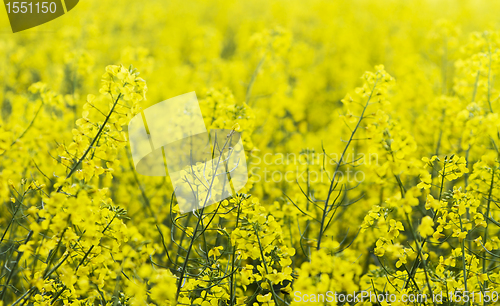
[3,0,500,305]
[418,216,435,238]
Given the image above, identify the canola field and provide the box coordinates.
[2,0,500,305]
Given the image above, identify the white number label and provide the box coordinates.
[6,1,58,14]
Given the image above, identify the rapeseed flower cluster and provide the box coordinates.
[3,0,500,305]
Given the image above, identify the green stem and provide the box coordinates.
[317,79,378,250]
